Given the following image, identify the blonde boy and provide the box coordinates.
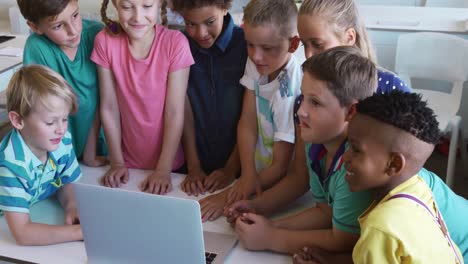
[0,65,82,245]
[199,0,302,221]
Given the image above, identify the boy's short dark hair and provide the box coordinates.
[17,0,73,24]
[171,0,233,13]
[356,91,440,145]
[302,46,377,107]
[243,0,298,38]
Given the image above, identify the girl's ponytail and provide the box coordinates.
[101,0,121,34]
[160,0,168,26]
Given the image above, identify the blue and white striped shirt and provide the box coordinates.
[0,129,81,214]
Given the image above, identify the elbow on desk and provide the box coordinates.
[11,231,34,246]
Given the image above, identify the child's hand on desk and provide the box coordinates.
[204,168,236,193]
[226,174,261,206]
[64,207,80,225]
[101,165,129,188]
[181,167,206,196]
[199,189,228,222]
[224,199,257,227]
[140,170,172,195]
[293,246,351,264]
[235,213,274,251]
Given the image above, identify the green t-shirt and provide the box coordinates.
[23,19,106,158]
[306,141,372,234]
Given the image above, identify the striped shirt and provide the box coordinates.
[0,129,81,214]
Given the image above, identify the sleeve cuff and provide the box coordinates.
[274,132,294,143]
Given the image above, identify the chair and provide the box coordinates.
[395,32,468,188]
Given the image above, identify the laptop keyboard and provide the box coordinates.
[205,252,217,264]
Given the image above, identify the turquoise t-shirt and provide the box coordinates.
[419,168,468,262]
[306,142,373,234]
[23,19,107,159]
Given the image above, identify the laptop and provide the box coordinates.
[73,183,237,264]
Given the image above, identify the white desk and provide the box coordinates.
[0,165,315,264]
[0,34,24,74]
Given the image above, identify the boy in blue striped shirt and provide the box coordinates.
[0,65,82,245]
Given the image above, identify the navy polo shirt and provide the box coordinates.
[184,13,248,173]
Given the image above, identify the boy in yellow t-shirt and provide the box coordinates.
[293,91,463,264]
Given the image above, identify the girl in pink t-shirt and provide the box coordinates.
[91,0,194,194]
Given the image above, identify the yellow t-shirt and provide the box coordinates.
[352,175,463,264]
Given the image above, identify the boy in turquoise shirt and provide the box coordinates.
[0,65,82,245]
[232,46,375,254]
[17,0,107,166]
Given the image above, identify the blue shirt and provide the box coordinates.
[0,130,81,214]
[184,13,247,173]
[375,68,411,94]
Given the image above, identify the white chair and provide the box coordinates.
[395,32,468,188]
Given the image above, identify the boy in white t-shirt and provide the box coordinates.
[199,0,302,221]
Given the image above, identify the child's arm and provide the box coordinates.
[140,67,190,195]
[4,212,82,246]
[226,125,309,222]
[204,145,240,193]
[56,184,80,225]
[98,66,129,187]
[293,246,353,264]
[82,111,108,167]
[274,202,333,230]
[256,140,294,188]
[181,96,206,196]
[227,89,259,205]
[235,212,358,254]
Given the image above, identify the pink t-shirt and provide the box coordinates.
[91,25,194,170]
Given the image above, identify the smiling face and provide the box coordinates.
[181,5,227,49]
[244,23,292,81]
[297,14,355,59]
[343,114,392,192]
[297,72,350,144]
[114,0,159,41]
[15,95,70,162]
[29,0,82,54]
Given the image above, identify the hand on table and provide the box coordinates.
[140,170,172,195]
[181,167,206,196]
[101,165,129,188]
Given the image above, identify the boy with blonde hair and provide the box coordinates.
[0,65,82,245]
[17,0,107,167]
[199,0,302,222]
